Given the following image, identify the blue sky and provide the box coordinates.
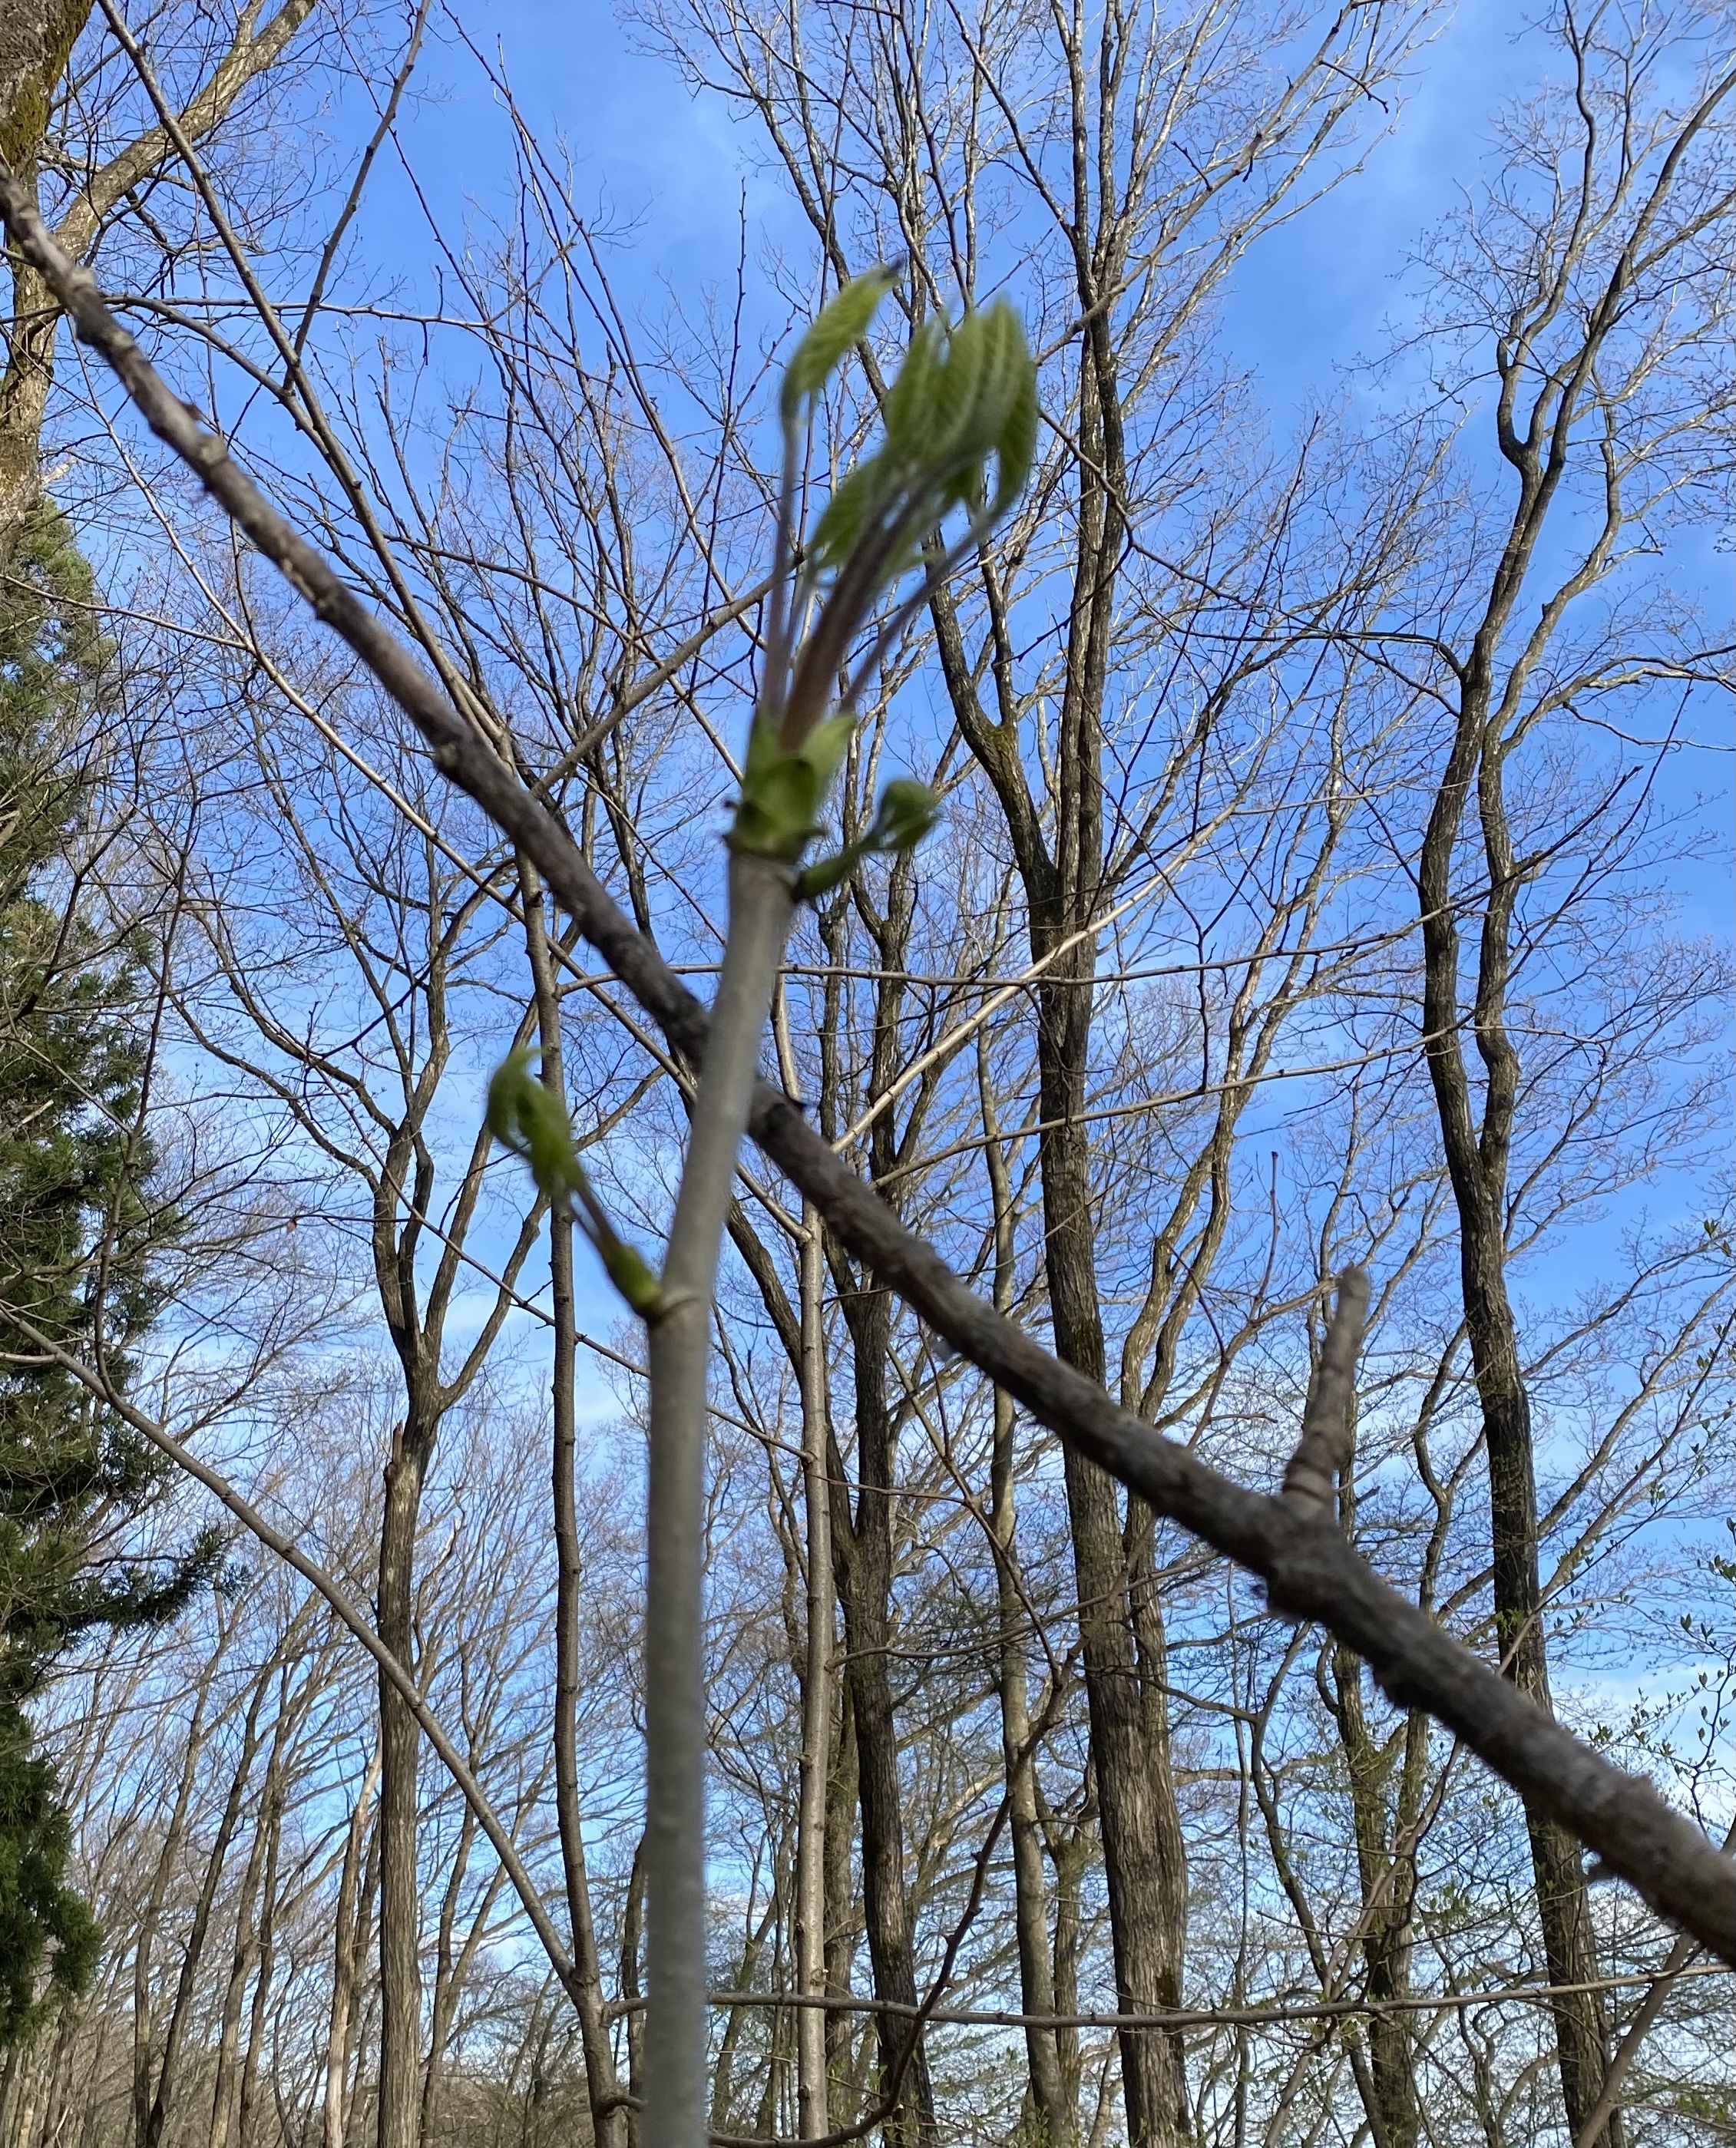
[264,0,1731,1411]
[382,0,1529,393]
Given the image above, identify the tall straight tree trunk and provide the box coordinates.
[1329,1635,1423,2148]
[206,1736,280,2148]
[980,1035,1072,2148]
[520,854,627,2148]
[926,157,1192,2148]
[619,1835,646,2148]
[145,1646,276,2148]
[418,1806,478,2145]
[1419,663,1616,2148]
[325,1755,382,2148]
[822,1676,860,2100]
[132,1668,215,2148]
[1024,347,1191,2129]
[834,1267,936,2148]
[374,1416,433,2148]
[234,1779,283,2148]
[817,853,937,2148]
[795,1211,835,2142]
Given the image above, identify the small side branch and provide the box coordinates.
[1280,1265,1371,1523]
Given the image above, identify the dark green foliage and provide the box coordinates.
[0,508,217,2041]
[0,1711,98,2044]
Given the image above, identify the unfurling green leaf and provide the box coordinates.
[781,266,899,420]
[732,711,861,859]
[883,319,947,460]
[867,777,940,853]
[799,712,857,791]
[792,847,857,900]
[808,454,895,574]
[795,776,941,898]
[881,299,1033,497]
[805,299,1036,611]
[993,354,1039,514]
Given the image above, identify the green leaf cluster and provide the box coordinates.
[732,710,857,861]
[807,296,1037,578]
[733,280,1037,877]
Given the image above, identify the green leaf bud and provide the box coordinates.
[732,712,860,858]
[781,266,898,420]
[486,1049,583,1204]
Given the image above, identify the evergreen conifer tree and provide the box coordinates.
[0,507,217,2041]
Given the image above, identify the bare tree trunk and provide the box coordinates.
[822,1677,860,2103]
[418,1803,478,2144]
[1040,1041,1189,2146]
[1027,271,1190,2142]
[927,219,1192,2148]
[795,1211,834,2142]
[620,1834,647,2148]
[1407,50,1733,2134]
[1328,1638,1423,2148]
[149,1711,259,2147]
[375,1416,433,2148]
[235,1778,284,2148]
[980,1035,1071,2148]
[326,1754,382,2148]
[133,1644,227,2148]
[818,859,936,2148]
[1418,610,1615,2148]
[521,854,627,2148]
[206,1803,269,2146]
[833,1263,936,2148]
[1045,1798,1094,2129]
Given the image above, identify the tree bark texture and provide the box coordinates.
[795,1213,835,2142]
[1329,1639,1426,2148]
[833,1258,937,2148]
[981,1034,1073,2148]
[818,858,937,2148]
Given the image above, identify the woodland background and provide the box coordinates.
[0,2,1731,2147]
